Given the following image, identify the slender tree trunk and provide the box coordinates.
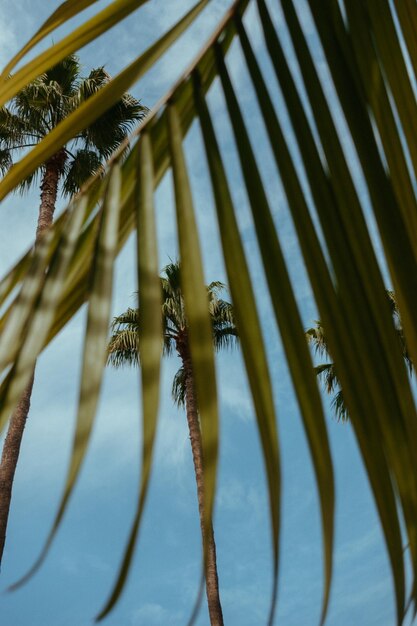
[182,352,224,626]
[0,150,66,565]
[0,373,34,561]
[35,151,66,240]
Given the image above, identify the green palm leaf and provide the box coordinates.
[1,0,103,79]
[2,0,417,622]
[97,133,162,619]
[0,0,151,104]
[193,70,280,624]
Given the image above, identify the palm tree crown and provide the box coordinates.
[108,261,238,404]
[0,54,146,195]
[307,291,413,421]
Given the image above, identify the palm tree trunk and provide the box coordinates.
[0,373,34,561]
[182,355,224,626]
[36,151,66,239]
[0,150,65,565]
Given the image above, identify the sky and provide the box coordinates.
[0,1,413,625]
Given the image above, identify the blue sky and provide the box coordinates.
[0,1,412,625]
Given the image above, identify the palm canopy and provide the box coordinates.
[108,261,237,405]
[0,54,146,194]
[306,321,347,421]
[307,292,413,421]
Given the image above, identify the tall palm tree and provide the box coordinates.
[306,292,413,420]
[0,54,146,564]
[108,262,237,626]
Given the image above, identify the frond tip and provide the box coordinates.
[107,328,139,368]
[171,366,187,407]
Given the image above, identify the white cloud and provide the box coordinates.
[60,551,111,577]
[154,409,189,471]
[217,478,246,511]
[221,582,268,622]
[335,527,380,567]
[131,602,181,626]
[217,478,263,517]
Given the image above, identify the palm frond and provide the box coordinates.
[171,366,187,407]
[161,261,182,292]
[45,54,81,96]
[207,280,226,295]
[78,67,110,99]
[331,390,349,423]
[9,85,50,135]
[107,328,139,368]
[0,148,12,176]
[0,107,32,148]
[77,68,147,159]
[310,289,414,423]
[387,290,413,373]
[160,267,186,330]
[210,297,235,325]
[212,326,238,351]
[110,307,139,331]
[306,323,330,359]
[315,363,339,395]
[62,149,103,196]
[16,167,42,195]
[3,0,417,622]
[14,79,57,117]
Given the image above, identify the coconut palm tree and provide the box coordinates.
[306,292,413,420]
[0,53,146,564]
[108,261,237,626]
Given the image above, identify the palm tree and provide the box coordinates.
[108,261,237,626]
[0,54,146,564]
[306,292,413,421]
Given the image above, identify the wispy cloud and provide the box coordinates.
[131,602,182,626]
[60,551,111,577]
